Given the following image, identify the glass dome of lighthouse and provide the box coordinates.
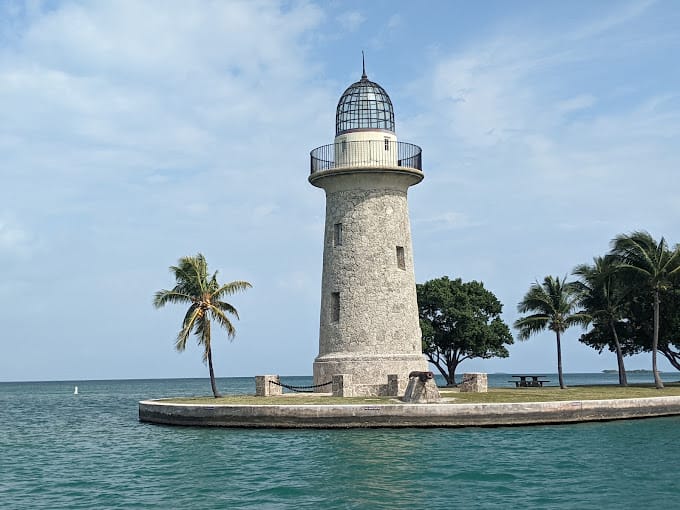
[335,61,395,136]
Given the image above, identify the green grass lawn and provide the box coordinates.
[159,382,680,406]
[447,383,680,403]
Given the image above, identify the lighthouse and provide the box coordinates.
[309,62,428,396]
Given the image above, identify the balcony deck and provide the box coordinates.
[310,140,422,174]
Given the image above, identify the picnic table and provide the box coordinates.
[509,375,550,387]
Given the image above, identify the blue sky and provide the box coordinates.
[1,0,679,382]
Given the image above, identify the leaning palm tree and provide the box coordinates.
[153,253,252,398]
[514,275,589,389]
[611,231,680,389]
[573,255,629,386]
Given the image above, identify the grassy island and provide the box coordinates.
[160,382,680,406]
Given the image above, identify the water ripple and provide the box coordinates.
[2,379,680,509]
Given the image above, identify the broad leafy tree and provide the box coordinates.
[605,287,680,372]
[573,255,630,385]
[154,253,252,398]
[417,276,513,386]
[611,231,680,389]
[577,318,642,367]
[655,288,680,370]
[514,276,588,389]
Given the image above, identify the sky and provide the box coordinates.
[1,0,679,382]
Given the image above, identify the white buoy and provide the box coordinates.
[74,386,78,395]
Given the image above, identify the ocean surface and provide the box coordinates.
[2,373,679,509]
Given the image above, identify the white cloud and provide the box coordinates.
[555,94,597,115]
[566,0,656,41]
[1,1,678,380]
[415,211,479,231]
[414,20,679,196]
[404,3,680,379]
[0,1,335,381]
[429,45,538,147]
[337,10,365,32]
[252,203,278,218]
[0,0,333,226]
[387,14,401,29]
[0,216,33,256]
[277,270,316,294]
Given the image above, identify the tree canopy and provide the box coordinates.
[514,275,588,389]
[567,231,680,387]
[580,286,680,372]
[417,276,513,386]
[153,253,252,398]
[610,231,680,388]
[573,255,632,385]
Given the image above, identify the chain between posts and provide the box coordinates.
[269,379,332,393]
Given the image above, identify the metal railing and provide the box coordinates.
[310,140,422,174]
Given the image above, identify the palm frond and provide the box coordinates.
[214,301,240,320]
[612,231,680,290]
[515,274,586,338]
[517,282,552,314]
[154,253,251,368]
[210,306,237,338]
[662,244,680,275]
[214,280,253,300]
[611,231,657,276]
[153,290,194,308]
[176,304,201,352]
[192,315,211,363]
[514,313,550,340]
[565,312,591,328]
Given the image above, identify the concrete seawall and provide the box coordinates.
[139,396,680,428]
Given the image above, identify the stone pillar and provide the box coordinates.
[460,373,488,393]
[255,375,282,397]
[402,372,440,403]
[387,374,400,397]
[332,374,354,397]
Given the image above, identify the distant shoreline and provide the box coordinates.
[602,369,653,374]
[0,371,674,384]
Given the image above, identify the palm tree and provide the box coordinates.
[611,231,680,389]
[514,275,589,389]
[573,256,628,386]
[153,253,252,398]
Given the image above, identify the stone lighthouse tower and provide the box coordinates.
[309,63,428,396]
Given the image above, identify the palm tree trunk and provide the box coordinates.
[610,320,627,386]
[205,321,222,398]
[556,330,567,389]
[207,345,221,398]
[653,290,664,389]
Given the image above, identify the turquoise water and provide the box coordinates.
[2,375,679,509]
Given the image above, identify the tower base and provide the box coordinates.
[313,353,428,397]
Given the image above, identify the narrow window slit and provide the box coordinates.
[331,292,340,322]
[396,246,405,270]
[334,223,343,247]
